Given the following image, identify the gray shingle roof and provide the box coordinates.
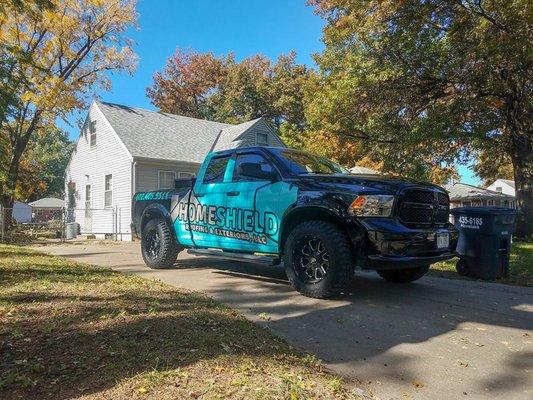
[29,197,65,208]
[211,118,262,152]
[444,182,514,201]
[96,101,233,163]
[349,166,380,175]
[500,179,515,189]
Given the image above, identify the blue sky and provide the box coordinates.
[62,0,479,185]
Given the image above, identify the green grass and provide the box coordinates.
[0,245,363,400]
[429,241,533,286]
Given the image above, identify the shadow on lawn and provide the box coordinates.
[0,260,289,400]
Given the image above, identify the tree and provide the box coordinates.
[308,0,532,236]
[0,0,137,215]
[147,49,309,147]
[146,50,226,119]
[14,126,73,201]
[472,149,514,186]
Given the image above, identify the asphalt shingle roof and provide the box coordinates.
[96,101,233,163]
[500,179,515,189]
[349,166,380,175]
[444,182,514,201]
[28,197,65,208]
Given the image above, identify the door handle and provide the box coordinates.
[226,191,240,196]
[195,192,205,198]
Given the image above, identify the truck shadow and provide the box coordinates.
[173,256,533,397]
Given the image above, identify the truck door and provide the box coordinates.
[223,152,287,254]
[172,153,233,248]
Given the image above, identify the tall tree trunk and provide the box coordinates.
[509,129,533,238]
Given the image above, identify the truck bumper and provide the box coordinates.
[364,252,457,269]
[357,218,459,270]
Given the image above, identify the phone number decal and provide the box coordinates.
[458,216,484,229]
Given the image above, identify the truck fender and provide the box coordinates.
[140,203,176,240]
[279,204,364,255]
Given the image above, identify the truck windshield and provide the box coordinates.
[274,149,349,175]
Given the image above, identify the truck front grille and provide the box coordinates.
[398,189,449,227]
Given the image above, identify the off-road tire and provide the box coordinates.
[377,265,430,283]
[284,220,353,299]
[141,218,180,269]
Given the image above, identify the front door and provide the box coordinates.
[172,153,232,248]
[223,152,296,254]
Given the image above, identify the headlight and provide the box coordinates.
[348,195,395,217]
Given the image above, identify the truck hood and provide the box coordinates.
[293,173,445,195]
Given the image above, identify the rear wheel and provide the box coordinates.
[141,218,180,269]
[284,221,352,299]
[377,265,429,283]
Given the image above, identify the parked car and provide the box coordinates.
[132,146,458,298]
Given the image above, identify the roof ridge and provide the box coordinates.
[96,100,234,127]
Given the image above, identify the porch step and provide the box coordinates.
[187,248,281,266]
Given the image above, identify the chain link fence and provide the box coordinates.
[0,206,128,243]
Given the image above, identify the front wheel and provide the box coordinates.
[141,218,180,269]
[284,221,353,299]
[377,265,430,283]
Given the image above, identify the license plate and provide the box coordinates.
[436,233,449,249]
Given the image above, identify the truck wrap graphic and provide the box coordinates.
[171,182,297,253]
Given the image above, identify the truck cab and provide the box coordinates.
[132,146,458,298]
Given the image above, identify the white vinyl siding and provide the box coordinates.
[239,119,284,147]
[65,102,132,239]
[136,161,200,192]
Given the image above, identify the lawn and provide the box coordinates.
[0,245,362,400]
[429,241,532,287]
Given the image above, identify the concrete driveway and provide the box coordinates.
[37,241,532,400]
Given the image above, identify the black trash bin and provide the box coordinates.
[450,207,518,279]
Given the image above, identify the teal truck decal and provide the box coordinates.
[132,146,458,299]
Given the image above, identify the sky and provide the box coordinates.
[61,0,480,185]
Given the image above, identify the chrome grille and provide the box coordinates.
[399,189,449,227]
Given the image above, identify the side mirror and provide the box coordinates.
[238,162,278,181]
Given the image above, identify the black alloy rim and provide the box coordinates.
[146,229,161,259]
[294,235,330,284]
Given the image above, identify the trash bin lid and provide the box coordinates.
[450,207,517,216]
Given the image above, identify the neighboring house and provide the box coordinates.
[349,166,380,175]
[444,182,515,209]
[65,100,286,240]
[28,197,65,222]
[487,179,516,197]
[12,201,32,223]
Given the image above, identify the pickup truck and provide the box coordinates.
[132,146,458,298]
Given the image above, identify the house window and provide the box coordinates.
[178,172,195,179]
[495,186,502,192]
[462,201,472,207]
[158,171,176,189]
[89,120,97,148]
[256,132,269,146]
[486,200,494,206]
[104,174,112,207]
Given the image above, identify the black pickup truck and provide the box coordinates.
[132,146,458,298]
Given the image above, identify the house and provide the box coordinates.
[349,166,380,175]
[65,100,286,240]
[444,182,515,209]
[487,179,516,197]
[28,197,65,222]
[12,201,32,223]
